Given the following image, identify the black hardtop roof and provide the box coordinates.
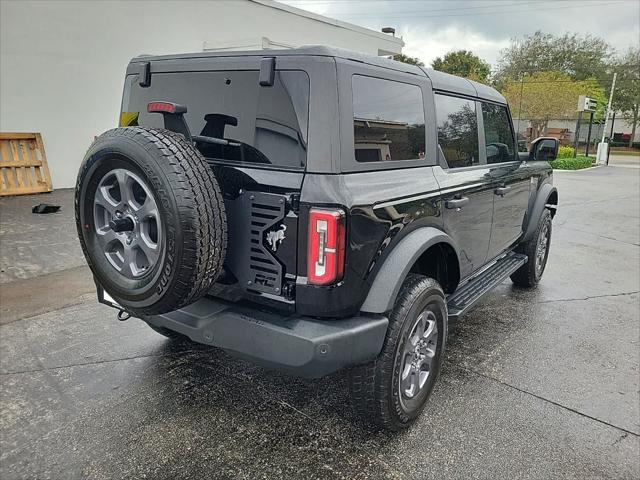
[130,45,506,104]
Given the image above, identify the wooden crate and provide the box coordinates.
[0,133,53,196]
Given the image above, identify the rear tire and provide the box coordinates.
[349,274,447,431]
[511,209,552,288]
[76,127,227,316]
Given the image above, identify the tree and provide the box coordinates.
[610,48,640,147]
[431,50,491,83]
[495,31,612,87]
[439,102,478,161]
[393,53,424,67]
[502,71,606,140]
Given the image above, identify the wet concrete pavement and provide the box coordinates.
[1,164,639,479]
[0,189,85,283]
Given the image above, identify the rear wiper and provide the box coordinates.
[192,135,241,148]
[146,103,243,149]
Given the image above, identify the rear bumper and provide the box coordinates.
[101,290,388,378]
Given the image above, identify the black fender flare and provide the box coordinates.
[360,227,460,314]
[522,183,557,242]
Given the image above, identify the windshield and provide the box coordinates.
[121,70,310,170]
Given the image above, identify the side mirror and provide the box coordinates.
[486,144,499,159]
[530,137,559,162]
[517,139,528,152]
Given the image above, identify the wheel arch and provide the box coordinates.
[523,183,557,242]
[360,227,461,314]
[547,189,558,217]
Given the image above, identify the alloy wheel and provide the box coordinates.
[93,168,161,278]
[399,309,439,408]
[535,221,550,277]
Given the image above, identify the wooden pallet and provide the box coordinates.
[0,133,53,196]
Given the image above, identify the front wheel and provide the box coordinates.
[510,208,552,287]
[349,275,447,431]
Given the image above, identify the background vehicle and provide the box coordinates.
[76,47,559,430]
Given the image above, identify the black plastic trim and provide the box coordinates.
[447,251,527,320]
[259,57,276,86]
[138,62,151,87]
[98,283,388,378]
[523,183,557,242]
[360,227,461,314]
[137,296,389,378]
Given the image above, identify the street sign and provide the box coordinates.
[578,95,597,112]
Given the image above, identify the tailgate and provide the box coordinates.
[211,165,303,305]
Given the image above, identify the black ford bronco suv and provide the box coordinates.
[76,46,559,431]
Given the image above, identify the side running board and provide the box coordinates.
[447,252,527,321]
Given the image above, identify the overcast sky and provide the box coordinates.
[281,0,640,68]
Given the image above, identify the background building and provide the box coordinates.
[0,0,403,188]
[513,116,640,151]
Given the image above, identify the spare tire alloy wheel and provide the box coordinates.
[76,127,227,316]
[93,168,161,278]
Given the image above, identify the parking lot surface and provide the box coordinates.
[1,162,638,479]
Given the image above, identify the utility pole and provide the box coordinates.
[606,111,616,165]
[597,72,617,165]
[600,72,618,144]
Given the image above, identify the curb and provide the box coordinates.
[553,165,601,173]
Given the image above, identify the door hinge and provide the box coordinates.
[290,194,300,213]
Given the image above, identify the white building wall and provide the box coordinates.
[514,116,640,143]
[0,0,402,189]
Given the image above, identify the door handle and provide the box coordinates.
[445,197,469,209]
[494,186,511,196]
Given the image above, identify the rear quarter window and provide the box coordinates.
[352,75,426,163]
[121,70,309,170]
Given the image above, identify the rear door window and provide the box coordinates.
[352,75,426,162]
[121,70,309,170]
[481,102,516,163]
[434,94,479,168]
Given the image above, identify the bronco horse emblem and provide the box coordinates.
[266,224,287,252]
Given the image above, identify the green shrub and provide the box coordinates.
[557,145,575,158]
[550,155,594,170]
[610,141,640,148]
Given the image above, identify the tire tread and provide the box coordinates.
[349,274,445,431]
[75,127,227,315]
[510,208,552,288]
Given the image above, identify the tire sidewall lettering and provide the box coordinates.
[75,127,226,315]
[157,226,176,295]
[392,325,414,424]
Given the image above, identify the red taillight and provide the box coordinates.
[147,102,175,113]
[307,208,345,285]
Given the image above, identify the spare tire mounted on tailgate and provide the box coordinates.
[76,127,227,316]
